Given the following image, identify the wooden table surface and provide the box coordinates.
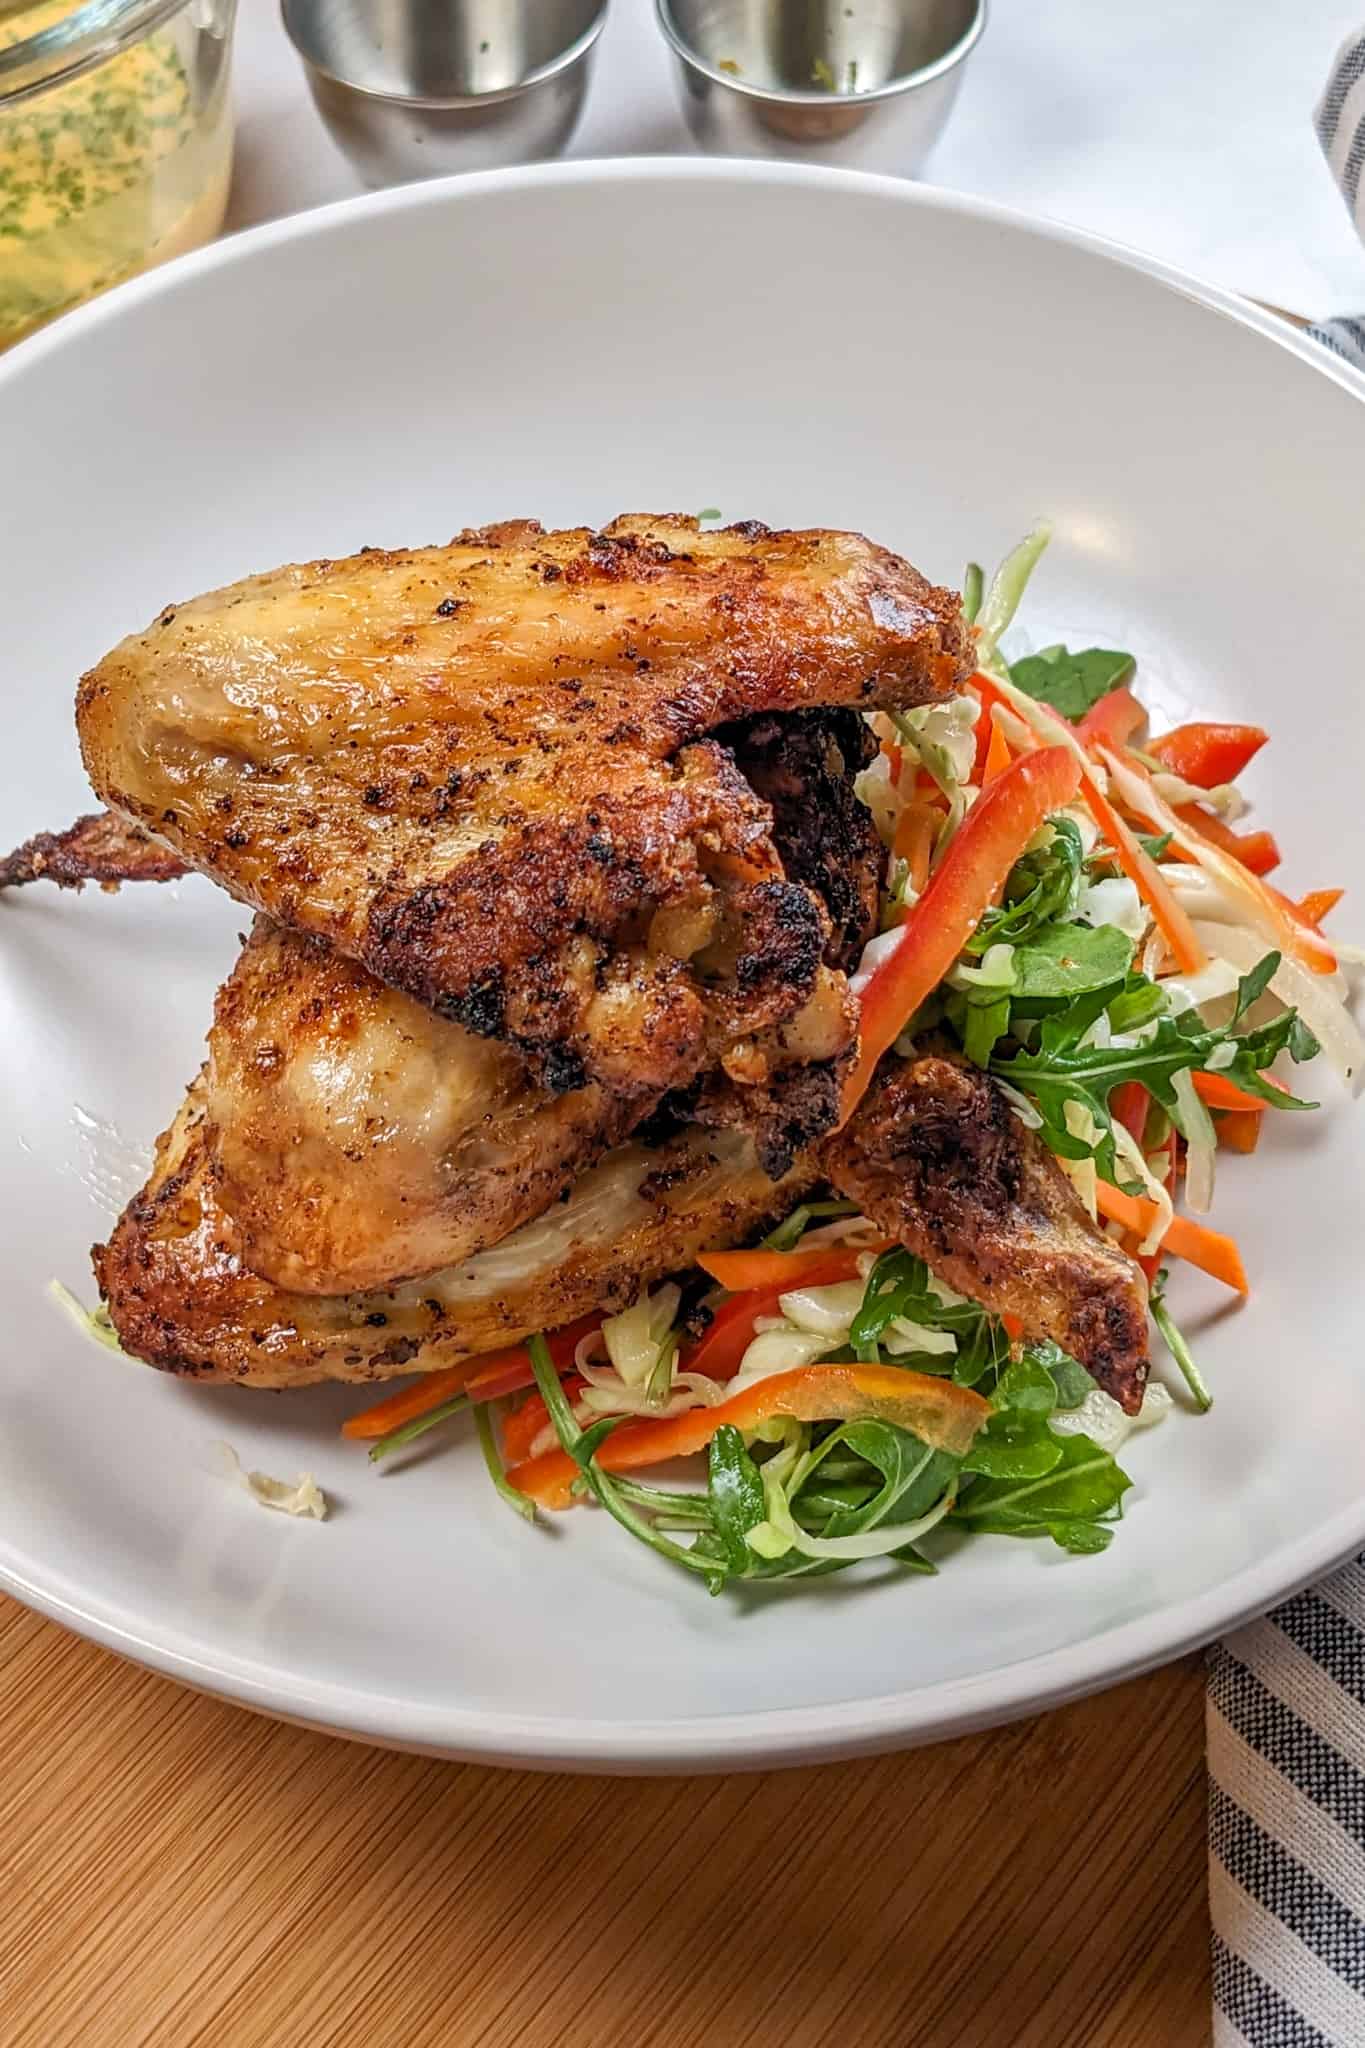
[0,1598,1209,2047]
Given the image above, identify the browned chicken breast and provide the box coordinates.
[77,515,967,1102]
[821,1054,1151,1411]
[94,1072,819,1386]
[203,919,643,1295]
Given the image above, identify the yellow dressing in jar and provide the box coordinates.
[0,0,236,350]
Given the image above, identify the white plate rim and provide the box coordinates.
[4,156,1364,1771]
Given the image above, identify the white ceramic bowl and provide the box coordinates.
[3,162,1364,1771]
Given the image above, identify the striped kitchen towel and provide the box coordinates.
[1308,29,1365,369]
[1208,1567,1365,2045]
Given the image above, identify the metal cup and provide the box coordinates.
[281,0,609,187]
[656,0,985,173]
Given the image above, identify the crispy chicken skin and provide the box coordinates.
[77,516,967,1099]
[204,920,642,1295]
[0,810,187,891]
[94,1073,819,1387]
[822,1055,1151,1411]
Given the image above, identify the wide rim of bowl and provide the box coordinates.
[654,0,987,107]
[279,0,608,114]
[2,158,1364,1770]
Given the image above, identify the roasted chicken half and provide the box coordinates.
[10,511,1152,1412]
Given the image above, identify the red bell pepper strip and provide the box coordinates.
[1077,685,1145,752]
[1148,723,1267,788]
[1111,1081,1149,1145]
[684,1249,876,1383]
[1170,805,1281,877]
[839,746,1082,1121]
[505,1364,992,1510]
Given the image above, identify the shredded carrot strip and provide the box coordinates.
[1263,883,1339,974]
[1101,746,1336,977]
[696,1244,891,1292]
[1192,1071,1285,1114]
[341,1316,600,1439]
[341,1363,473,1440]
[893,801,939,897]
[983,716,1012,784]
[1095,1181,1248,1294]
[1217,1109,1263,1154]
[1297,887,1344,928]
[1082,773,1207,975]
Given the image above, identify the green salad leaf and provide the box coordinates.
[849,1249,1010,1386]
[1010,645,1135,722]
[957,1435,1132,1552]
[705,1425,767,1572]
[1009,921,1135,1003]
[1029,1340,1098,1411]
[962,1355,1069,1481]
[964,819,1085,953]
[990,951,1318,1184]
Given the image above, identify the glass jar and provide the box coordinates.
[0,0,237,351]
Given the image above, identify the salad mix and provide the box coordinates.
[341,528,1362,1593]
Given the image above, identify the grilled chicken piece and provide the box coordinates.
[203,919,642,1295]
[0,809,187,891]
[821,1054,1151,1411]
[78,515,966,1100]
[94,1072,818,1387]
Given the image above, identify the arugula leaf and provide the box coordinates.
[704,1420,950,1581]
[1150,1269,1212,1412]
[991,951,1319,1183]
[965,819,1084,953]
[848,1250,1012,1388]
[962,1355,1065,1480]
[1028,1340,1097,1411]
[527,1337,724,1587]
[706,1426,766,1572]
[812,1421,960,1538]
[1010,645,1135,722]
[957,1433,1132,1550]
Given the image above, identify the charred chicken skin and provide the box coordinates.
[822,1054,1151,1411]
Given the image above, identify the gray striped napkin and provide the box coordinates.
[1208,1572,1365,2044]
[1206,34,1365,2047]
[1306,29,1365,371]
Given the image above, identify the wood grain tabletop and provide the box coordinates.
[0,1598,1209,2047]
